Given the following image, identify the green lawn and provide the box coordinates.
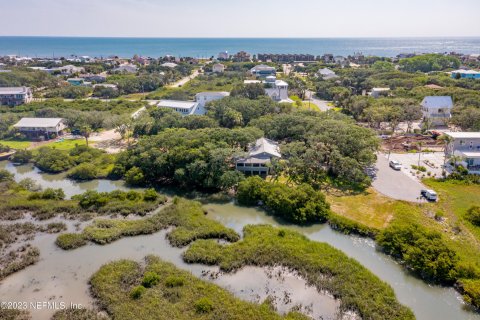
[0,140,31,149]
[36,139,88,151]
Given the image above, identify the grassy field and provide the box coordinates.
[0,139,31,149]
[89,256,308,320]
[36,139,88,151]
[183,225,414,320]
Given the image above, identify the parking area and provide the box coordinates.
[372,154,441,203]
[388,152,445,181]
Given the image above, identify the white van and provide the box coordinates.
[421,189,438,202]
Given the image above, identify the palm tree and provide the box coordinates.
[81,125,92,147]
[438,134,454,169]
[416,141,424,167]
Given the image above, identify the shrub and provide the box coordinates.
[67,163,98,181]
[55,233,88,250]
[10,149,33,164]
[18,178,42,192]
[130,285,146,299]
[278,230,286,237]
[0,143,10,153]
[143,188,158,202]
[34,147,74,173]
[142,271,161,288]
[194,297,214,313]
[0,169,14,182]
[377,224,459,284]
[125,167,145,186]
[165,275,185,288]
[28,188,65,200]
[467,206,480,226]
[237,177,330,224]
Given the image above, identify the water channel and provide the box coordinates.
[0,161,478,320]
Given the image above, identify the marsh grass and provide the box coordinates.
[89,256,309,320]
[183,225,414,320]
[56,198,239,250]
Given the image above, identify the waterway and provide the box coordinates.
[0,160,478,320]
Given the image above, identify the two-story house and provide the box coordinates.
[445,132,480,174]
[0,87,33,106]
[421,96,453,126]
[235,138,282,176]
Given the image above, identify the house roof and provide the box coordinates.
[14,118,63,128]
[161,62,178,68]
[249,138,281,158]
[195,91,230,97]
[456,151,480,158]
[445,132,480,139]
[372,87,390,92]
[157,100,197,109]
[421,96,453,108]
[0,87,30,95]
[318,68,336,75]
[251,65,276,72]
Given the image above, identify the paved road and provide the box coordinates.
[306,90,333,112]
[168,69,200,88]
[372,155,426,203]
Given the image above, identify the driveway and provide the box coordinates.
[168,69,200,88]
[306,90,333,112]
[372,154,426,203]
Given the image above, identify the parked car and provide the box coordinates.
[421,189,438,202]
[389,160,402,171]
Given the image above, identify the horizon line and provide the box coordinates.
[1,35,480,39]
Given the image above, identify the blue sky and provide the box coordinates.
[1,0,479,37]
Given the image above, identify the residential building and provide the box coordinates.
[236,138,281,176]
[195,92,230,114]
[218,51,229,60]
[13,118,66,139]
[257,53,315,63]
[250,64,276,78]
[93,83,118,90]
[212,63,225,73]
[264,76,292,103]
[369,88,390,98]
[80,74,107,83]
[233,51,251,62]
[157,100,200,116]
[112,64,138,73]
[161,62,178,69]
[316,68,338,80]
[57,65,85,75]
[0,87,33,106]
[450,69,480,79]
[445,132,480,174]
[421,96,454,126]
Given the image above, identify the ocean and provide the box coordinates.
[1,37,480,59]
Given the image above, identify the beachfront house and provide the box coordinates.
[218,51,229,60]
[236,138,282,176]
[212,63,225,73]
[421,96,453,126]
[157,100,200,116]
[0,87,33,106]
[445,132,480,174]
[450,69,480,79]
[250,65,276,78]
[161,62,178,69]
[316,68,338,80]
[370,88,391,98]
[13,118,66,139]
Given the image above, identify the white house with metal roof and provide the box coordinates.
[236,138,281,176]
[421,96,454,126]
[157,100,199,116]
[450,69,480,80]
[316,68,339,80]
[445,132,480,174]
[13,118,66,139]
[0,87,33,106]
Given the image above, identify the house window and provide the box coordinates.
[460,140,466,146]
[252,164,260,167]
[470,142,474,150]
[236,163,244,167]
